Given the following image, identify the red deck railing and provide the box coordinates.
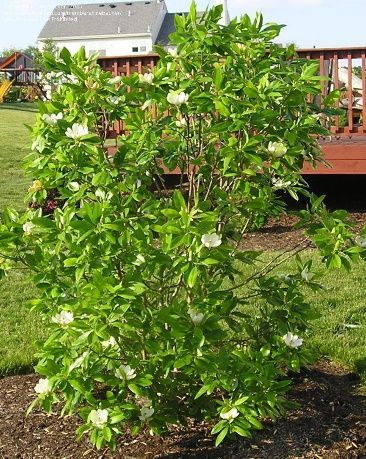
[297,47,366,137]
[98,48,366,174]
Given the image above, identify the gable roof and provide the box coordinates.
[155,12,177,45]
[38,1,167,40]
[0,52,33,70]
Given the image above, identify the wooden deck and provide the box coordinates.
[98,47,366,175]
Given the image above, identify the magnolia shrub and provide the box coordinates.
[0,2,359,450]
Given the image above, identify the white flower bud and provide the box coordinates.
[23,222,35,236]
[282,332,303,348]
[34,378,51,395]
[139,406,154,421]
[139,73,154,84]
[268,141,287,158]
[89,409,108,429]
[220,407,239,420]
[65,123,88,140]
[52,310,74,325]
[167,91,189,106]
[201,233,222,248]
[115,364,136,380]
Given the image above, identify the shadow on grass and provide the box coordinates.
[0,363,35,379]
[0,103,38,113]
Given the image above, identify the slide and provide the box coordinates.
[0,79,14,103]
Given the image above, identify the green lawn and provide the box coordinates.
[0,104,44,375]
[238,253,366,382]
[0,106,365,382]
[0,105,36,211]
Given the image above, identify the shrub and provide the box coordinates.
[0,2,359,450]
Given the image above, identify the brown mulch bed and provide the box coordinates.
[0,361,365,459]
[243,212,366,251]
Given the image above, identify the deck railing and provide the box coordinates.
[98,48,366,139]
[297,47,366,136]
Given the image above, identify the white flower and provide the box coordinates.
[355,236,366,248]
[65,123,88,140]
[69,181,80,192]
[101,336,117,348]
[42,112,63,126]
[136,179,142,188]
[271,177,292,189]
[115,364,136,380]
[89,409,108,429]
[31,136,45,152]
[107,95,120,105]
[188,308,204,325]
[301,269,314,282]
[34,378,51,395]
[175,117,187,128]
[139,406,154,421]
[23,222,35,236]
[139,73,154,84]
[268,141,287,158]
[220,407,239,420]
[283,332,303,349]
[133,254,146,266]
[167,48,178,58]
[201,233,222,248]
[167,91,189,106]
[141,99,153,111]
[52,310,74,325]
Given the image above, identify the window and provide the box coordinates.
[140,46,146,52]
[98,49,106,57]
[132,47,138,53]
[88,49,96,56]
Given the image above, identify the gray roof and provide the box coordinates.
[156,12,179,45]
[38,1,167,40]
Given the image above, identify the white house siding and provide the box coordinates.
[38,35,153,57]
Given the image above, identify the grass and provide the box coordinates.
[238,253,366,380]
[0,105,36,211]
[0,104,44,375]
[0,105,365,381]
[0,102,38,112]
[0,270,42,375]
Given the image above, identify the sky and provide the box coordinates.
[1,0,366,50]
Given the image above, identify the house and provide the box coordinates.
[0,52,33,71]
[38,1,182,57]
[37,0,230,58]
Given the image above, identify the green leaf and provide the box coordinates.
[215,426,229,446]
[103,426,112,442]
[214,100,230,117]
[194,384,210,400]
[187,266,199,288]
[201,258,220,266]
[172,190,187,211]
[64,258,78,267]
[213,64,224,90]
[60,47,72,65]
[232,425,251,437]
[211,419,227,434]
[175,354,192,369]
[128,383,144,396]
